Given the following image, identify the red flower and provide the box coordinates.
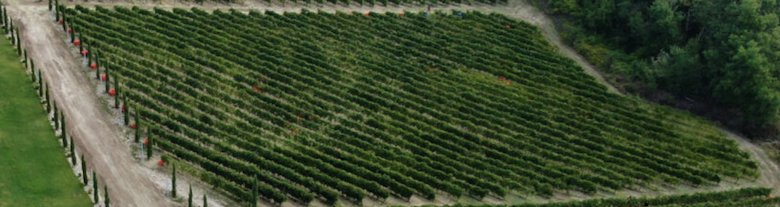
[144,138,149,145]
[101,74,106,81]
[73,40,81,46]
[157,160,164,166]
[109,89,116,96]
[499,76,506,80]
[67,28,72,33]
[90,63,97,69]
[81,50,88,56]
[130,123,137,129]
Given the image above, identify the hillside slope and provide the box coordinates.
[59,5,762,206]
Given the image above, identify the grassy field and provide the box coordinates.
[0,38,92,206]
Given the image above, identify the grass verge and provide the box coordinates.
[0,37,92,207]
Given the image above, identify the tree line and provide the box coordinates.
[545,0,780,137]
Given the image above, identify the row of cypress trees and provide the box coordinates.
[59,4,152,160]
[172,163,210,207]
[56,4,253,207]
[0,2,119,206]
[53,4,157,207]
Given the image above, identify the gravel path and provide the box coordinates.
[6,3,175,207]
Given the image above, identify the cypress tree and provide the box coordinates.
[62,133,67,149]
[87,44,91,64]
[61,16,66,33]
[48,0,52,11]
[172,164,177,198]
[55,0,59,21]
[104,185,109,207]
[69,25,74,43]
[70,137,75,164]
[104,71,110,93]
[61,113,66,139]
[114,77,120,108]
[61,116,67,149]
[188,185,193,207]
[104,57,109,75]
[95,52,100,79]
[30,59,35,82]
[2,8,6,33]
[78,31,83,51]
[68,18,74,33]
[203,195,207,207]
[105,67,110,93]
[8,20,12,40]
[146,130,152,159]
[37,70,42,95]
[15,26,20,56]
[134,107,140,142]
[60,130,66,149]
[81,155,87,185]
[93,171,98,203]
[252,175,258,207]
[123,95,128,125]
[45,84,50,112]
[53,101,58,127]
[31,64,35,82]
[3,10,7,35]
[23,49,27,68]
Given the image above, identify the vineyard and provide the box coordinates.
[222,0,506,6]
[417,188,780,207]
[61,5,759,205]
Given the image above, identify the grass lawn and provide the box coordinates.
[0,38,92,206]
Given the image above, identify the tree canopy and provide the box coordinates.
[548,0,780,135]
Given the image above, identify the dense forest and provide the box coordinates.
[544,0,780,137]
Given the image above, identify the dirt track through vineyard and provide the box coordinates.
[5,3,176,207]
[3,0,779,206]
[727,131,780,196]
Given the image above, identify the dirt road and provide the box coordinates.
[726,131,780,196]
[6,3,175,207]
